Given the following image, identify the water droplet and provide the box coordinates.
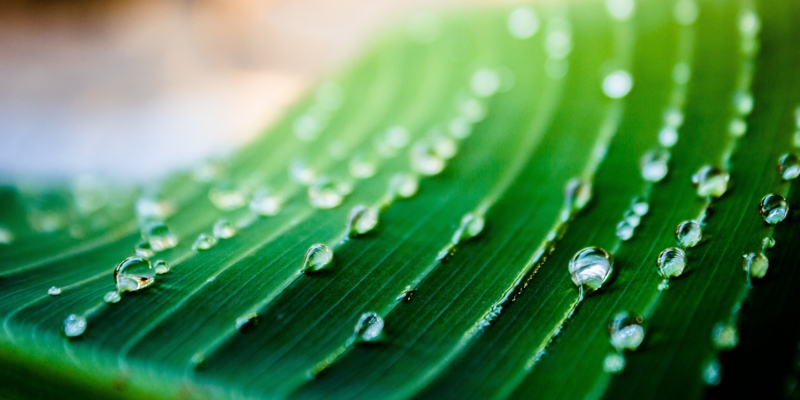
[452,213,485,244]
[431,133,457,160]
[609,312,645,351]
[564,178,593,218]
[672,62,691,85]
[702,358,722,386]
[712,322,739,349]
[675,220,702,247]
[135,196,174,219]
[448,117,472,139]
[191,159,224,182]
[603,352,626,374]
[192,233,218,251]
[623,210,641,227]
[471,69,500,98]
[316,82,344,111]
[743,252,769,279]
[616,221,634,241]
[759,194,788,225]
[664,108,685,128]
[115,256,155,292]
[385,126,410,149]
[728,118,747,137]
[135,239,155,257]
[143,222,178,251]
[208,184,247,211]
[410,141,446,176]
[104,291,121,304]
[349,153,378,179]
[738,10,760,37]
[458,97,487,123]
[353,312,384,342]
[389,173,419,199]
[659,127,679,148]
[48,286,61,296]
[602,70,633,99]
[213,219,236,239]
[631,197,649,216]
[302,244,333,273]
[249,188,282,216]
[692,165,730,198]
[545,58,569,80]
[674,0,699,26]
[289,160,317,185]
[640,149,670,182]
[347,205,379,237]
[568,247,613,294]
[0,226,13,245]
[733,90,754,115]
[154,260,170,274]
[235,314,259,331]
[397,286,417,302]
[657,247,687,278]
[293,114,320,141]
[606,0,634,21]
[308,179,345,209]
[762,236,775,249]
[63,314,87,338]
[507,7,539,39]
[778,154,800,180]
[544,19,572,59]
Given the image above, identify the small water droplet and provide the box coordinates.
[115,256,155,292]
[389,173,420,199]
[135,239,155,257]
[448,117,472,139]
[212,219,236,239]
[452,213,485,244]
[235,314,259,331]
[458,97,487,123]
[308,179,345,209]
[602,70,633,99]
[609,312,645,351]
[702,358,722,386]
[293,114,320,141]
[381,126,409,150]
[154,260,170,275]
[143,222,178,251]
[712,322,739,349]
[728,118,747,137]
[603,352,626,374]
[192,159,224,182]
[48,286,61,296]
[249,188,283,216]
[623,210,641,227]
[659,127,679,148]
[606,0,634,21]
[302,244,333,273]
[631,197,649,216]
[664,108,685,128]
[431,133,458,159]
[762,236,775,249]
[544,19,572,59]
[63,314,87,338]
[733,90,754,115]
[568,247,613,294]
[507,7,539,39]
[743,252,769,279]
[410,141,446,176]
[692,165,730,198]
[135,196,174,219]
[353,312,384,342]
[640,149,670,182]
[737,10,760,37]
[347,205,379,237]
[192,233,218,251]
[675,220,702,247]
[778,154,800,180]
[564,178,593,216]
[615,220,634,241]
[208,183,247,211]
[289,160,317,185]
[759,194,788,225]
[672,62,691,85]
[104,291,122,304]
[349,152,378,179]
[0,226,13,245]
[471,69,500,98]
[674,0,699,26]
[657,247,687,278]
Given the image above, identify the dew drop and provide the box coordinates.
[249,188,283,216]
[48,286,62,296]
[115,256,155,292]
[631,197,649,216]
[0,226,13,245]
[664,108,685,129]
[431,133,458,159]
[623,210,641,227]
[349,153,378,179]
[759,194,788,225]
[63,314,87,338]
[743,252,769,279]
[302,244,333,273]
[135,239,155,258]
[104,291,121,304]
[143,222,178,251]
[308,179,345,209]
[659,127,679,148]
[778,154,800,180]
[728,118,747,137]
[640,149,670,182]
[235,314,259,331]
[154,260,170,275]
[675,220,702,247]
[568,247,613,294]
[289,160,317,185]
[692,165,730,198]
[208,184,247,211]
[448,117,472,139]
[712,322,739,349]
[389,173,420,199]
[192,233,218,251]
[293,114,320,141]
[602,70,633,99]
[353,312,384,342]
[609,312,645,351]
[657,247,687,278]
[564,178,593,216]
[606,0,634,21]
[603,353,626,374]
[410,141,446,176]
[347,205,379,237]
[737,10,760,37]
[471,69,500,98]
[213,219,237,239]
[733,90,754,115]
[507,7,539,39]
[384,126,410,149]
[702,358,722,386]
[616,220,634,241]
[452,213,485,244]
[672,62,691,85]
[458,97,487,123]
[762,236,776,249]
[674,0,699,26]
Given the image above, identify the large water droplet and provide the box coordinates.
[347,205,379,237]
[712,322,739,349]
[609,312,645,351]
[640,149,670,182]
[192,233,218,251]
[743,252,768,279]
[115,256,155,292]
[507,7,539,39]
[410,141,446,176]
[471,69,500,98]
[675,220,702,247]
[308,179,345,209]
[602,70,633,99]
[249,188,282,216]
[143,222,178,251]
[759,194,788,225]
[154,260,170,275]
[452,213,485,244]
[353,312,384,342]
[213,219,237,239]
[657,247,687,278]
[603,353,626,374]
[692,165,730,198]
[63,314,87,338]
[674,0,699,26]
[568,247,613,294]
[389,173,420,199]
[302,244,333,273]
[48,286,61,296]
[778,154,800,180]
[606,0,635,21]
[104,291,121,304]
[208,183,247,211]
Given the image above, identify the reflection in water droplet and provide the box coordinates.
[675,220,702,247]
[410,141,446,176]
[733,90,754,115]
[154,260,170,275]
[712,322,739,349]
[302,244,333,274]
[347,205,379,237]
[778,154,800,181]
[143,222,178,252]
[353,312,384,342]
[762,236,775,249]
[390,173,419,199]
[659,127,679,148]
[249,188,282,216]
[674,0,699,26]
[48,286,61,296]
[743,252,769,279]
[308,179,345,209]
[115,256,155,292]
[104,291,121,304]
[728,118,747,137]
[657,247,687,278]
[213,219,237,239]
[568,247,613,294]
[616,220,634,241]
[0,226,13,245]
[452,213,485,244]
[63,314,87,338]
[448,117,472,139]
[609,312,645,351]
[209,184,247,211]
[471,69,500,98]
[702,359,722,386]
[641,149,670,182]
[507,7,539,39]
[602,70,633,99]
[606,0,634,21]
[604,353,626,374]
[192,234,218,251]
[135,240,155,257]
[759,194,788,225]
[692,166,729,198]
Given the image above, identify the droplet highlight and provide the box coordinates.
[154,260,170,275]
[452,213,485,244]
[308,179,345,209]
[249,188,282,216]
[104,291,121,304]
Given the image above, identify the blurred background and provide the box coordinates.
[0,0,496,183]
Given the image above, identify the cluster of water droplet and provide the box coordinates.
[603,311,645,374]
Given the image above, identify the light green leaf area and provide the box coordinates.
[1,0,799,398]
